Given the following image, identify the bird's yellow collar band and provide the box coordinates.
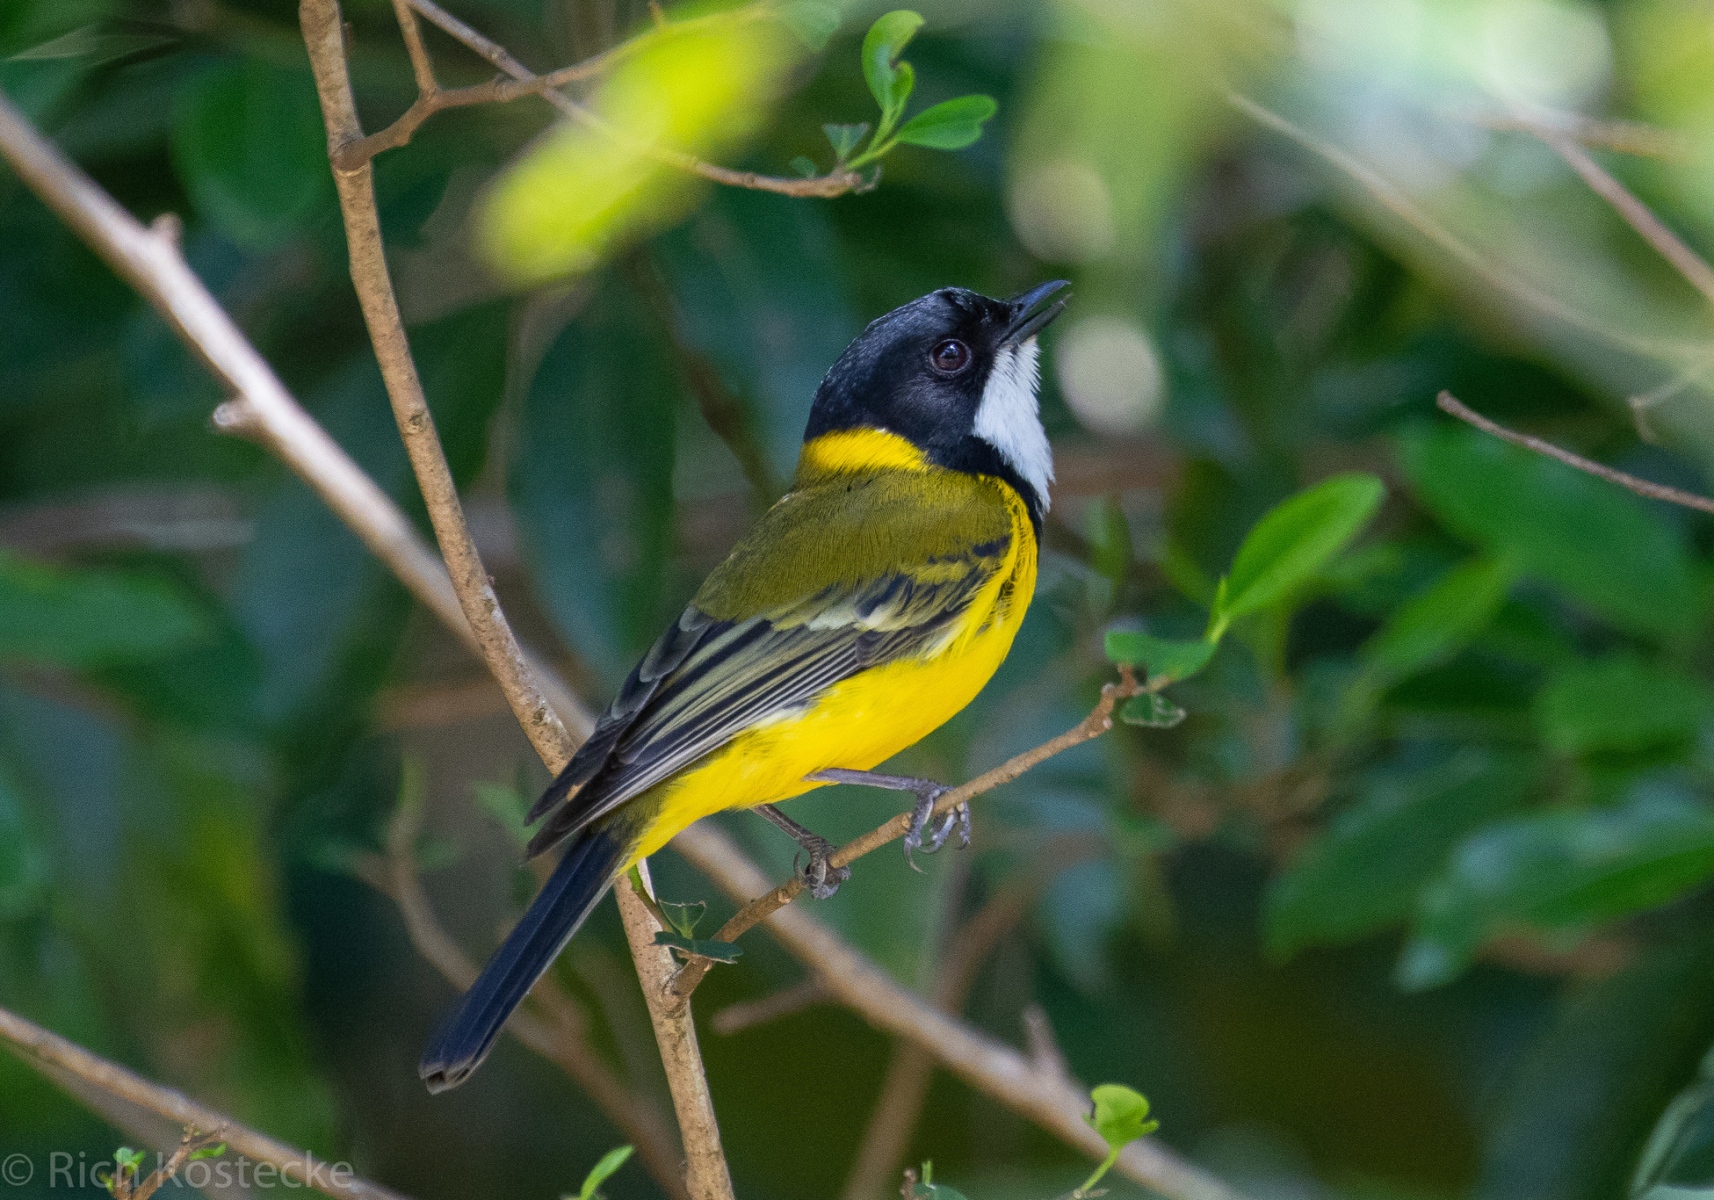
[795,428,929,480]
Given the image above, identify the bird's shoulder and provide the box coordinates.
[692,465,1019,624]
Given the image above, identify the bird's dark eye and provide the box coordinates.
[929,338,971,375]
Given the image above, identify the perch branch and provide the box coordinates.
[0,87,1246,1200]
[0,1004,409,1200]
[302,0,576,771]
[670,670,1145,999]
[1437,392,1714,514]
[300,4,732,1196]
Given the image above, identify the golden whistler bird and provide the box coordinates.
[420,280,1069,1092]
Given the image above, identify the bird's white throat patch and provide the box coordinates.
[973,339,1053,510]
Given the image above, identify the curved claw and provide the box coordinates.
[792,846,850,900]
[903,786,961,871]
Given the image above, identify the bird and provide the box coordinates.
[419,279,1069,1092]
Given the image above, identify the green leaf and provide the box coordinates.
[1633,1049,1714,1200]
[776,1,840,49]
[823,122,870,161]
[1120,694,1186,728]
[571,1145,634,1200]
[171,60,330,249]
[1535,655,1709,755]
[0,549,210,668]
[187,1143,227,1163]
[861,10,923,124]
[112,1148,145,1173]
[892,94,997,149]
[659,899,707,938]
[653,932,743,963]
[1086,1083,1160,1150]
[1399,790,1714,989]
[789,154,818,177]
[1211,472,1385,633]
[1359,555,1516,686]
[9,24,176,65]
[1400,424,1705,643]
[1104,631,1216,685]
[1265,754,1535,958]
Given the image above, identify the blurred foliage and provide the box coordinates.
[6,0,1714,1198]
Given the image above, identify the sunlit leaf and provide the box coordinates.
[861,10,923,125]
[1400,424,1706,643]
[571,1144,634,1200]
[1536,655,1710,755]
[1400,789,1714,989]
[893,94,997,149]
[1086,1083,1160,1149]
[1211,472,1385,633]
[479,15,801,284]
[659,899,707,938]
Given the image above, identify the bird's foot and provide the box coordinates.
[755,803,850,899]
[809,769,971,873]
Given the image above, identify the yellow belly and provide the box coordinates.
[627,520,1037,863]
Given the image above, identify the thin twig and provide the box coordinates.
[1226,91,1695,362]
[399,0,865,198]
[1437,391,1714,514]
[117,1127,228,1200]
[1519,118,1714,311]
[0,1005,408,1200]
[1472,110,1692,161]
[672,669,1145,999]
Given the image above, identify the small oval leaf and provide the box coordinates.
[1120,694,1186,729]
[1216,472,1385,626]
[861,10,924,111]
[892,94,997,149]
[1086,1083,1160,1151]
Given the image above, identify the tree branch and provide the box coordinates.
[0,1005,409,1200]
[670,671,1145,999]
[0,85,1246,1200]
[299,3,733,1195]
[394,0,865,198]
[670,822,1246,1200]
[1437,391,1714,514]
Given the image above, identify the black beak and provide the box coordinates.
[1001,279,1070,346]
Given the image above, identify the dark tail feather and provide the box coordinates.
[418,823,628,1093]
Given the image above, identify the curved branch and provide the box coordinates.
[0,1005,409,1200]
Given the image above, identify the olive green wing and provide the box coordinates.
[524,470,1014,856]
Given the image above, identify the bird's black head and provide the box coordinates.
[802,282,1069,523]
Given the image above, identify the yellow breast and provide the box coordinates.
[627,472,1038,863]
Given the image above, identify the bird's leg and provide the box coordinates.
[808,768,971,872]
[754,803,850,899]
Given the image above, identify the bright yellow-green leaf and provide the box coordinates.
[478,15,801,285]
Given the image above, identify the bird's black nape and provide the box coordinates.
[802,283,1068,524]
